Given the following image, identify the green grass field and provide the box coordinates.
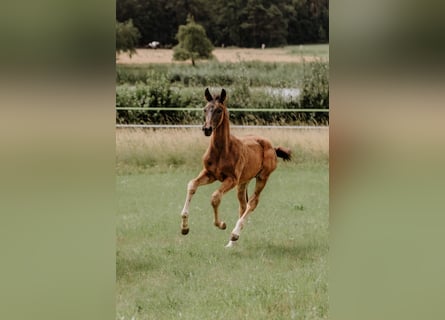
[117,158,328,319]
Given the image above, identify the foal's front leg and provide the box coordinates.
[211,177,237,230]
[181,169,215,235]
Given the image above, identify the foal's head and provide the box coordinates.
[202,88,227,136]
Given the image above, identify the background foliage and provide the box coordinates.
[116,60,329,125]
[116,19,141,56]
[116,0,329,48]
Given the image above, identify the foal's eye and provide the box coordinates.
[216,109,222,114]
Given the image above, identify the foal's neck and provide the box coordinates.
[211,111,230,155]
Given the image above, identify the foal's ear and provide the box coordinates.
[205,88,213,102]
[220,89,226,103]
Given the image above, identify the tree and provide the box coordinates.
[173,16,213,66]
[116,19,141,57]
[116,0,329,48]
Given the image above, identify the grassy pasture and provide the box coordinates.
[116,128,328,319]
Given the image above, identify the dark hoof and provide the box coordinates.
[230,234,239,241]
[214,221,227,230]
[181,228,189,235]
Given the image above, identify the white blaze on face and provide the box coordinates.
[204,105,213,129]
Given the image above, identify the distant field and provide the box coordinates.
[116,44,329,64]
[116,127,329,319]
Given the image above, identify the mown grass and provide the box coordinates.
[116,128,328,319]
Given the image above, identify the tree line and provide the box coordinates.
[116,0,329,48]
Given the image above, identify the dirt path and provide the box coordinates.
[116,48,321,64]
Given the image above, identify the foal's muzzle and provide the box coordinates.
[202,126,213,136]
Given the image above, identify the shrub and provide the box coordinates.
[298,60,329,123]
[116,83,328,125]
[116,73,191,125]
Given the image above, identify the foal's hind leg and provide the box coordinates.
[226,176,269,247]
[236,183,248,218]
[181,169,215,235]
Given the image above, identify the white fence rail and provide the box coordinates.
[115,107,329,129]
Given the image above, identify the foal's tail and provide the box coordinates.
[275,147,292,161]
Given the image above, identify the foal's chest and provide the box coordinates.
[203,156,235,181]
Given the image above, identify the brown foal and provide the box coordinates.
[180,88,291,247]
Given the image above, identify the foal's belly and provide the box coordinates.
[238,140,264,183]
